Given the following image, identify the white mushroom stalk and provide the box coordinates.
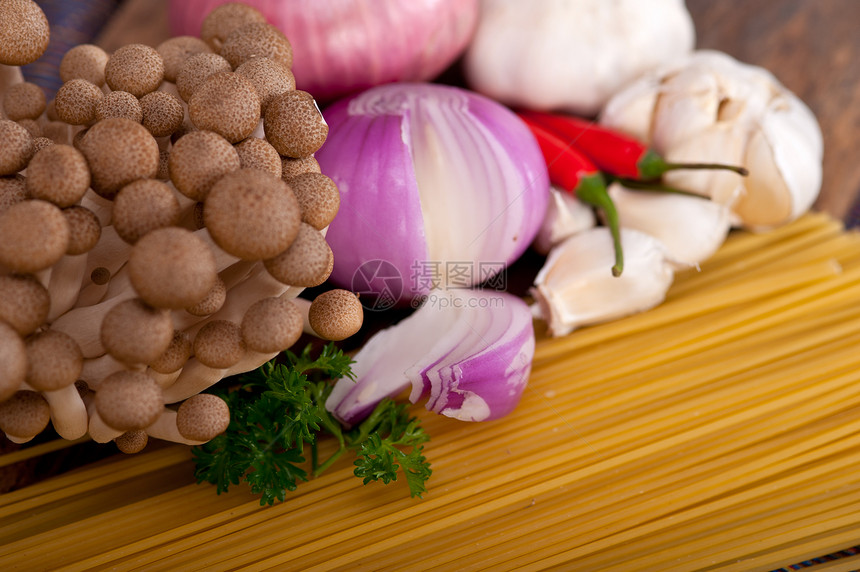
[0,1,365,452]
[600,50,823,231]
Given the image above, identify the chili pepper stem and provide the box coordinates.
[576,173,624,277]
[638,149,749,180]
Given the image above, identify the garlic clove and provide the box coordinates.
[531,227,675,337]
[532,186,596,255]
[608,183,733,268]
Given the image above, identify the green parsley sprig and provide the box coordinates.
[191,343,432,505]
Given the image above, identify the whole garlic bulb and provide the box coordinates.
[463,0,694,117]
[600,50,823,231]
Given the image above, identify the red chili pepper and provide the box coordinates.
[518,110,748,181]
[518,113,624,277]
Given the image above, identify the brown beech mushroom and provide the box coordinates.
[95,90,143,123]
[54,79,104,125]
[240,296,303,353]
[176,393,230,442]
[148,329,193,374]
[264,90,328,158]
[235,56,295,113]
[234,137,282,178]
[128,227,218,309]
[100,298,174,364]
[188,72,260,143]
[112,179,181,244]
[0,321,27,401]
[175,52,232,102]
[59,44,109,86]
[156,36,212,83]
[220,23,293,71]
[168,130,240,201]
[0,0,50,66]
[3,81,46,121]
[31,136,54,154]
[78,117,159,199]
[0,174,28,215]
[288,172,340,230]
[140,91,185,138]
[0,274,50,336]
[104,43,164,98]
[25,144,91,208]
[95,370,164,431]
[308,289,364,341]
[193,319,245,369]
[200,3,267,52]
[0,119,34,175]
[0,391,50,443]
[16,118,40,138]
[62,205,102,255]
[115,429,148,453]
[264,223,333,287]
[185,276,227,316]
[204,168,301,260]
[0,200,70,273]
[281,155,321,181]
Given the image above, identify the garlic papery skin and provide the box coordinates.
[532,186,597,256]
[608,183,733,269]
[600,50,823,231]
[326,288,535,426]
[463,0,694,117]
[532,228,675,337]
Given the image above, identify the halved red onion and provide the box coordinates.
[325,289,535,426]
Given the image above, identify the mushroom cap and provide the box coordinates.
[63,205,102,255]
[54,79,104,125]
[95,90,143,123]
[31,136,54,154]
[156,149,170,180]
[0,200,70,273]
[156,35,212,83]
[0,175,29,215]
[235,56,295,113]
[90,266,111,286]
[176,393,230,441]
[281,156,320,181]
[3,82,46,121]
[240,296,303,353]
[140,91,185,138]
[308,289,363,341]
[95,370,164,431]
[17,118,41,138]
[0,321,27,401]
[0,119,34,175]
[204,168,302,260]
[175,52,232,103]
[185,275,226,316]
[100,298,174,364]
[25,144,91,208]
[288,172,340,230]
[193,320,245,369]
[112,179,181,244]
[168,130,240,201]
[0,391,50,439]
[0,274,50,336]
[221,23,293,71]
[234,137,282,179]
[104,44,165,97]
[79,117,159,199]
[200,3,267,52]
[0,0,49,66]
[148,329,193,374]
[60,44,109,86]
[115,429,148,453]
[264,222,333,287]
[188,72,260,143]
[128,227,218,309]
[25,329,83,391]
[263,90,328,158]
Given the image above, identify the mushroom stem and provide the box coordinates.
[144,408,205,445]
[50,290,135,358]
[78,225,130,296]
[80,353,133,390]
[47,253,88,321]
[87,409,124,443]
[146,367,182,389]
[290,296,317,336]
[161,348,277,404]
[42,383,88,439]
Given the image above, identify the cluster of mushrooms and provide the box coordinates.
[0,1,363,453]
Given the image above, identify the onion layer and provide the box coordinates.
[326,289,535,426]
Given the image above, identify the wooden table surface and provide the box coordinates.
[96,0,860,223]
